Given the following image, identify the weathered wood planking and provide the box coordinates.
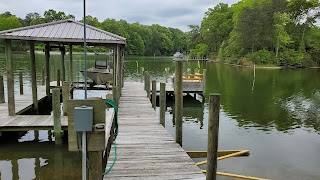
[104,82,205,179]
[0,83,66,131]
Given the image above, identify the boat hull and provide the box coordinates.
[81,68,113,85]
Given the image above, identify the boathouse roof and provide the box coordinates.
[0,19,126,45]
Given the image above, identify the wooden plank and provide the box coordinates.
[103,82,204,179]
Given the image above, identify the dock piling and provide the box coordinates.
[0,75,4,103]
[206,93,220,180]
[57,69,60,86]
[61,48,66,81]
[52,88,62,144]
[45,43,50,96]
[160,82,166,127]
[5,39,15,116]
[62,82,69,116]
[146,73,151,99]
[144,71,148,90]
[30,41,39,113]
[152,80,156,109]
[42,68,45,86]
[69,44,73,82]
[19,72,23,95]
[140,67,144,83]
[175,60,183,146]
[203,69,207,94]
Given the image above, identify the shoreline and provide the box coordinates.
[208,60,319,69]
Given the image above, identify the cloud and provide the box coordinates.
[0,0,240,31]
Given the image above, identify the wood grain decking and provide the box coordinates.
[0,83,68,131]
[104,82,205,179]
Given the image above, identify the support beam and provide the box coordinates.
[61,47,66,81]
[121,47,124,88]
[52,88,62,144]
[203,69,207,94]
[5,39,15,116]
[112,45,117,103]
[62,82,69,116]
[57,69,60,86]
[29,41,38,113]
[89,152,103,180]
[19,72,23,95]
[0,75,4,103]
[42,68,45,86]
[69,44,73,82]
[175,60,183,146]
[206,93,220,180]
[160,82,166,127]
[45,43,50,96]
[140,67,144,83]
[116,44,121,97]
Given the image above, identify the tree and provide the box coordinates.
[274,12,292,57]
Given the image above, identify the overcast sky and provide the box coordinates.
[0,0,240,31]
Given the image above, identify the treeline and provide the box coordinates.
[0,10,189,56]
[190,0,320,67]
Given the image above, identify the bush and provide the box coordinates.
[278,49,304,67]
[246,50,272,64]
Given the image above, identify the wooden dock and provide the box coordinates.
[0,83,68,131]
[104,82,205,179]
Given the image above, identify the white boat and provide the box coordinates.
[81,60,113,85]
[173,52,184,60]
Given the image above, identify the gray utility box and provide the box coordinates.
[74,106,94,132]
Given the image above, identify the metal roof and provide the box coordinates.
[0,19,126,45]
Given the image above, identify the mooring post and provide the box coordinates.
[160,82,166,127]
[69,44,73,83]
[5,39,15,116]
[116,44,121,97]
[34,130,39,141]
[62,82,69,116]
[57,69,60,87]
[146,74,151,99]
[152,80,156,109]
[45,43,50,96]
[175,60,183,146]
[140,67,144,83]
[144,71,148,91]
[30,41,39,113]
[42,68,45,86]
[206,93,220,180]
[0,75,5,103]
[52,88,62,144]
[165,67,170,83]
[203,69,207,94]
[19,72,23,95]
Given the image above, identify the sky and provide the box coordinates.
[0,0,240,31]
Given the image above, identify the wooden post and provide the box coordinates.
[112,45,117,100]
[116,44,121,97]
[5,39,15,116]
[52,88,62,144]
[57,69,60,86]
[206,93,220,180]
[175,60,183,146]
[30,41,39,113]
[152,80,156,109]
[187,68,191,78]
[121,48,124,88]
[160,83,166,127]
[0,75,4,103]
[146,73,151,98]
[165,67,170,83]
[144,71,148,91]
[62,82,69,116]
[203,69,207,94]
[34,130,39,141]
[42,68,45,86]
[140,67,144,83]
[89,152,103,180]
[61,47,66,81]
[19,72,23,95]
[69,44,73,82]
[45,43,50,96]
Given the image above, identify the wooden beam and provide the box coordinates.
[0,75,5,103]
[29,41,39,113]
[187,150,250,158]
[42,68,45,86]
[19,72,23,95]
[152,80,156,109]
[62,82,69,116]
[175,60,183,146]
[61,47,66,81]
[112,45,117,102]
[160,82,166,127]
[45,43,50,96]
[89,151,103,180]
[116,44,121,97]
[140,67,144,83]
[69,44,73,82]
[52,88,62,144]
[5,39,15,116]
[57,69,60,86]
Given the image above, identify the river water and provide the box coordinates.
[0,54,319,179]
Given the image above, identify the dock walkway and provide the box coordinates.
[104,82,205,179]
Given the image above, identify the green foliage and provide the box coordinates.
[247,50,273,64]
[189,43,208,58]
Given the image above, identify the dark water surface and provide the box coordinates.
[0,54,319,179]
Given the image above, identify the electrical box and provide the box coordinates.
[74,106,93,132]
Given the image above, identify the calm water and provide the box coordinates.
[0,54,320,179]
